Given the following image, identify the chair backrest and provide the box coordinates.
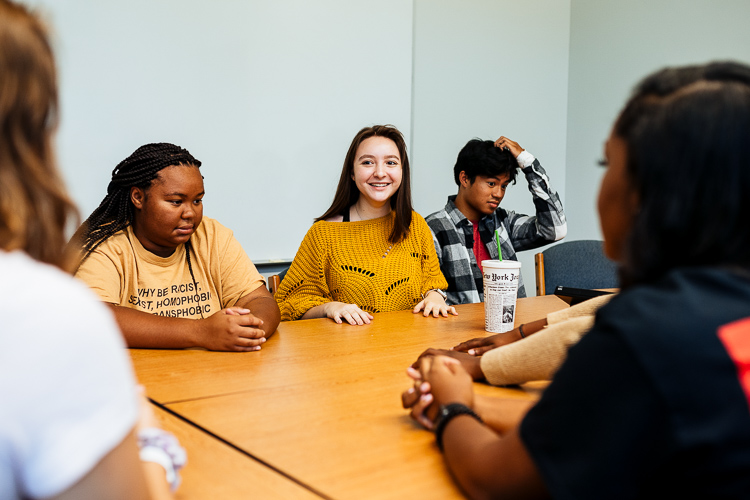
[268,274,281,295]
[534,240,618,296]
[267,266,289,296]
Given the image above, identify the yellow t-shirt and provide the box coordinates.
[75,217,264,319]
[276,211,448,320]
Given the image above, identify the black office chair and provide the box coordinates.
[534,240,618,296]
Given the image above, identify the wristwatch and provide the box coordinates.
[423,288,447,301]
[434,403,483,452]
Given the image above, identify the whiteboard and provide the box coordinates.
[34,0,413,262]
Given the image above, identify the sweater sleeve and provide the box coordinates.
[415,214,448,295]
[546,293,614,325]
[275,224,331,321]
[480,315,594,385]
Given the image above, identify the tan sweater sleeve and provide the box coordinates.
[546,293,615,325]
[480,315,596,386]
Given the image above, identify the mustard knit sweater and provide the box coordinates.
[276,211,448,321]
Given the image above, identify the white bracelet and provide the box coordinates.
[140,445,179,490]
[138,427,187,492]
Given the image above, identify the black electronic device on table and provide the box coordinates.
[553,286,615,306]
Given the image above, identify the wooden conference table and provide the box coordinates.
[131,295,569,499]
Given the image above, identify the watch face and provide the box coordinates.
[439,406,451,419]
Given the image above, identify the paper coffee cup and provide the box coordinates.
[482,260,522,333]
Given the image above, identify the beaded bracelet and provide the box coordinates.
[138,427,187,492]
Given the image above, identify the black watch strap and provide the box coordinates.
[434,403,483,452]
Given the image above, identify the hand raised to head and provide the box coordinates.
[493,136,524,159]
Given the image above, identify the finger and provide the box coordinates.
[454,338,483,351]
[407,366,422,381]
[413,349,439,368]
[427,355,451,377]
[473,345,495,355]
[225,307,251,315]
[233,344,262,352]
[236,335,267,347]
[401,387,419,408]
[441,356,461,369]
[420,381,431,394]
[349,310,365,326]
[452,342,469,352]
[236,314,264,327]
[411,393,435,429]
[236,326,267,339]
[413,300,425,313]
[354,310,370,325]
[449,307,458,316]
[418,355,433,377]
[341,312,357,325]
[350,309,371,325]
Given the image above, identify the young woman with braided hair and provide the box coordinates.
[74,142,280,351]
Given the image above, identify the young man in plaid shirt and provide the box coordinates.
[426,136,566,304]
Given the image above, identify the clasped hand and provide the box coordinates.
[197,306,266,351]
[401,355,475,430]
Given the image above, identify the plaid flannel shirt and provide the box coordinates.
[426,156,567,304]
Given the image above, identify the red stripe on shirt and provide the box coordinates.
[718,317,750,411]
[471,221,491,272]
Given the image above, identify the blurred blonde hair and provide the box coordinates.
[0,0,78,271]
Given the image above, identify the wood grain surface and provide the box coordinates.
[133,295,569,499]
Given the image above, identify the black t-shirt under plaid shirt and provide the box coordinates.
[426,154,566,305]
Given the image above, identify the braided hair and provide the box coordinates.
[75,142,202,265]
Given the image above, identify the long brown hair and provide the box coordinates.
[0,0,79,271]
[317,125,413,243]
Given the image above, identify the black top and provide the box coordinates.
[520,267,750,499]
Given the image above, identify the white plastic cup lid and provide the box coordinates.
[482,259,521,270]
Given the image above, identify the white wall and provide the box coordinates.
[23,0,750,292]
[32,0,413,263]
[411,0,571,295]
[564,0,750,242]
